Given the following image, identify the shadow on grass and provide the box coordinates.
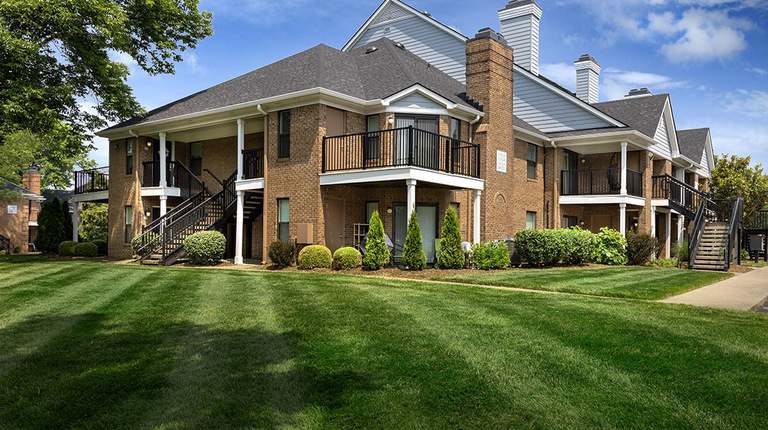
[0,312,368,429]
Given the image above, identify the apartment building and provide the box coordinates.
[77,0,714,265]
[0,168,44,253]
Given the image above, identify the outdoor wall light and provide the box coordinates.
[146,140,152,147]
[145,209,151,218]
[579,220,584,225]
[114,142,120,150]
[387,207,393,214]
[581,158,586,164]
[388,117,394,124]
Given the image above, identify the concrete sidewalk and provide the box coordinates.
[659,266,768,311]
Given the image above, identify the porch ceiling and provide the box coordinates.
[319,166,484,190]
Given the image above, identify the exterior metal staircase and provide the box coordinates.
[651,174,709,219]
[0,233,10,252]
[132,167,263,266]
[689,197,743,271]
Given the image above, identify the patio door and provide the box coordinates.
[395,116,438,168]
[563,150,578,195]
[393,203,438,264]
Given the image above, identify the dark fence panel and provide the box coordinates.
[74,167,109,194]
[561,168,643,197]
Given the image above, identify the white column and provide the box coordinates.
[171,141,176,162]
[159,195,167,217]
[473,189,481,244]
[650,207,656,237]
[72,202,81,242]
[235,190,245,265]
[677,215,685,243]
[406,179,417,221]
[619,203,627,236]
[237,119,245,180]
[665,211,672,259]
[620,141,627,195]
[159,132,167,188]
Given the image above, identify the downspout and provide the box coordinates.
[469,114,481,144]
[256,104,268,117]
[128,129,139,138]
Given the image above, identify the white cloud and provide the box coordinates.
[185,53,206,75]
[600,68,686,100]
[746,67,768,76]
[724,90,768,119]
[539,62,577,91]
[652,9,751,63]
[710,122,768,167]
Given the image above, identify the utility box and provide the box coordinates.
[750,235,765,251]
[296,223,313,244]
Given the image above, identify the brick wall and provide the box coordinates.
[0,198,37,252]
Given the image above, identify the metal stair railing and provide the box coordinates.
[652,174,710,218]
[0,234,10,252]
[724,197,744,270]
[688,199,708,269]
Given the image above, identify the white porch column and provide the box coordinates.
[406,179,417,221]
[650,207,656,237]
[235,190,245,265]
[472,189,481,244]
[72,202,81,242]
[620,141,628,195]
[159,132,167,188]
[665,211,672,259]
[619,203,627,236]
[159,195,167,217]
[677,215,685,243]
[237,118,245,180]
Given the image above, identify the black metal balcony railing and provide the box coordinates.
[242,148,264,179]
[561,168,643,197]
[322,126,481,178]
[74,167,109,194]
[652,174,710,217]
[747,210,768,230]
[141,161,204,199]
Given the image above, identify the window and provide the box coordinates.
[562,215,578,229]
[450,118,459,139]
[190,142,202,176]
[278,110,290,159]
[277,199,289,242]
[365,115,380,160]
[526,211,537,229]
[125,138,134,175]
[527,143,537,179]
[124,206,133,243]
[365,201,379,223]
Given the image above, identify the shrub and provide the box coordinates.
[672,240,689,263]
[184,231,226,266]
[268,240,296,269]
[649,258,679,268]
[561,227,598,266]
[593,227,628,265]
[12,245,21,254]
[298,245,332,269]
[437,207,464,269]
[402,211,426,270]
[514,229,564,266]
[469,242,490,270]
[332,247,362,270]
[131,232,162,256]
[363,211,390,270]
[740,248,750,262]
[74,242,98,257]
[92,239,108,256]
[0,250,7,256]
[626,232,659,266]
[58,240,78,256]
[35,197,66,253]
[469,241,511,270]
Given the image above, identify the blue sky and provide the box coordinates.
[90,0,768,170]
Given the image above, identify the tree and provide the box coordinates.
[402,211,426,270]
[61,199,73,242]
[362,211,390,270]
[0,1,213,188]
[79,203,108,242]
[0,131,40,202]
[35,197,66,253]
[437,207,464,269]
[711,154,768,227]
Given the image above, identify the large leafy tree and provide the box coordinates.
[711,154,768,227]
[0,0,213,188]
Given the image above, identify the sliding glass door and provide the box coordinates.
[395,115,439,168]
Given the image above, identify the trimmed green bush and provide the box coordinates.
[74,242,98,257]
[12,245,21,254]
[363,211,390,270]
[594,227,628,265]
[298,245,333,269]
[58,240,78,256]
[332,247,362,270]
[92,239,108,256]
[0,250,7,256]
[131,232,162,256]
[268,240,296,269]
[650,258,679,268]
[627,232,658,266]
[437,207,464,269]
[184,231,226,266]
[402,211,426,271]
[469,242,491,270]
[514,229,564,266]
[469,241,510,270]
[740,248,750,262]
[561,227,598,266]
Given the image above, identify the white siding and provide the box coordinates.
[513,73,613,132]
[499,15,539,75]
[350,14,467,83]
[697,145,710,178]
[575,69,599,104]
[651,115,672,159]
[372,2,412,24]
[389,93,444,110]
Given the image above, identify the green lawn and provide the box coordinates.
[433,266,733,300]
[0,257,766,429]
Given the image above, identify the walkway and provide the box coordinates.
[659,266,768,311]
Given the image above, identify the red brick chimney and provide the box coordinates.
[22,167,41,195]
[465,28,515,240]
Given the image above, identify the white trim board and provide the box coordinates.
[559,195,646,206]
[319,166,484,190]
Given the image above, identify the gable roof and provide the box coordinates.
[677,128,709,161]
[343,0,467,52]
[592,94,669,139]
[1,179,42,199]
[103,39,477,132]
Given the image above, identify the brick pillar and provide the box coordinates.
[22,168,41,195]
[465,28,515,241]
[638,150,653,235]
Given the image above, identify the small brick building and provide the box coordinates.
[0,169,44,253]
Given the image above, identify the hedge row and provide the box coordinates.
[514,227,629,266]
[270,242,362,270]
[58,240,106,257]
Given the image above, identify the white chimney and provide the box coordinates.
[574,54,601,104]
[498,0,543,75]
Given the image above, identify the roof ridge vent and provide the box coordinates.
[422,10,431,17]
[365,46,378,54]
[393,41,405,50]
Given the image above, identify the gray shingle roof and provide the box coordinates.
[105,39,474,131]
[677,128,709,161]
[513,115,546,135]
[1,179,41,198]
[592,94,669,139]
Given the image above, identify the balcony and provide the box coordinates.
[322,126,480,179]
[561,168,643,197]
[72,167,109,203]
[242,148,264,179]
[141,161,204,199]
[652,174,710,218]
